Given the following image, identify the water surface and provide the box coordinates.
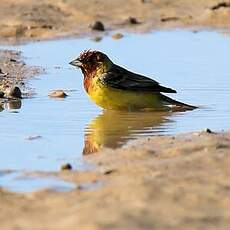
[0,30,229,191]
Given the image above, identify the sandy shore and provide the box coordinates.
[0,0,230,43]
[0,50,40,110]
[1,131,230,229]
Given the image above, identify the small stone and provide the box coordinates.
[61,163,72,171]
[49,90,68,98]
[161,17,179,22]
[5,86,22,99]
[0,91,4,98]
[41,24,53,29]
[104,169,116,175]
[90,21,105,31]
[211,2,230,10]
[206,128,213,134]
[127,17,140,25]
[112,33,124,40]
[10,58,17,62]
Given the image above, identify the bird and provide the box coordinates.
[69,50,197,111]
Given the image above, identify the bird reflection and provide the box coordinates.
[83,110,173,155]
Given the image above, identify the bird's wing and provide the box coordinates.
[99,65,176,93]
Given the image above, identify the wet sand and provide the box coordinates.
[1,131,230,229]
[0,0,230,43]
[0,50,40,109]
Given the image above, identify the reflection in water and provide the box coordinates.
[0,99,22,112]
[5,99,22,110]
[83,110,173,155]
[0,102,4,112]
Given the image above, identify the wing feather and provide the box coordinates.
[99,65,176,93]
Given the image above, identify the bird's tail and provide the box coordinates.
[160,94,197,111]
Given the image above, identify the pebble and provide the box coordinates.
[161,17,179,22]
[5,86,22,99]
[104,169,116,175]
[211,2,230,10]
[90,21,105,31]
[206,128,213,134]
[61,163,72,171]
[127,17,140,25]
[49,90,68,98]
[112,33,124,40]
[0,91,4,98]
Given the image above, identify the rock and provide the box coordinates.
[90,21,105,31]
[9,58,17,63]
[49,90,68,98]
[0,91,4,98]
[5,86,22,99]
[127,17,140,25]
[41,24,53,29]
[61,163,72,171]
[0,69,7,78]
[211,2,230,10]
[161,17,179,22]
[206,128,213,134]
[104,169,116,175]
[112,33,124,40]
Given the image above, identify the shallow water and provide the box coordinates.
[0,30,229,191]
[0,171,76,193]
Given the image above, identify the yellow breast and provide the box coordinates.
[87,79,164,111]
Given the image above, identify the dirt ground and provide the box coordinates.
[1,131,230,229]
[0,0,230,229]
[0,50,40,110]
[0,0,230,43]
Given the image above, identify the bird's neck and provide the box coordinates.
[82,61,113,93]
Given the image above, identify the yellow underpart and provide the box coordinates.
[87,79,165,111]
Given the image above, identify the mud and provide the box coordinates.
[0,0,230,44]
[1,131,230,229]
[0,49,40,110]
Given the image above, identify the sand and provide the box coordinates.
[1,131,230,229]
[0,0,229,43]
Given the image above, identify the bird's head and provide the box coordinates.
[69,50,112,76]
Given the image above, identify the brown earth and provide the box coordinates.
[0,50,40,110]
[1,131,230,229]
[0,0,230,43]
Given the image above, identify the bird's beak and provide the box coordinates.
[69,58,83,68]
